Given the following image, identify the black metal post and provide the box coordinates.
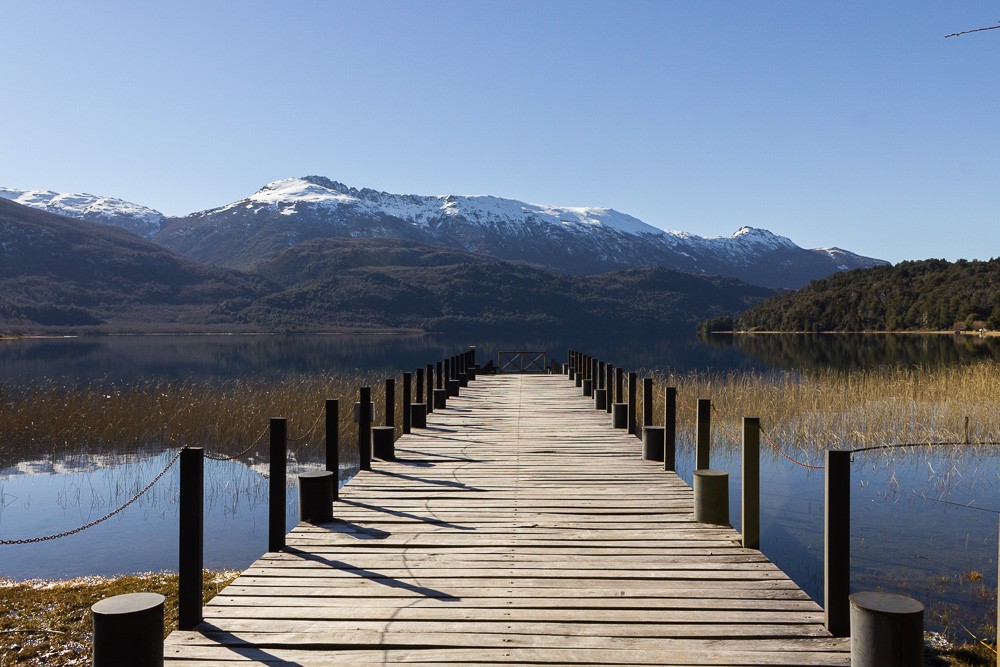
[402,372,411,434]
[606,364,615,414]
[627,371,638,436]
[825,449,851,637]
[742,417,760,550]
[178,447,203,630]
[696,398,711,470]
[358,387,371,471]
[426,364,434,413]
[642,377,654,435]
[385,378,395,428]
[325,399,339,500]
[416,368,424,403]
[268,417,286,552]
[664,387,676,471]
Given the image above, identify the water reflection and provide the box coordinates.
[0,450,345,580]
[704,332,1000,372]
[672,436,1000,637]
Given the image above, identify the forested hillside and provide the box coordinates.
[731,258,1000,332]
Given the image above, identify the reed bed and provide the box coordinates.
[634,361,1000,462]
[0,370,415,470]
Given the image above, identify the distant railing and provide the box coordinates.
[497,351,548,374]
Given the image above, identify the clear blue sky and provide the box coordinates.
[2,1,997,263]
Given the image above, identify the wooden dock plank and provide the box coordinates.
[165,373,849,665]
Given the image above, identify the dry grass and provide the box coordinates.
[0,570,238,666]
[630,361,1000,459]
[0,371,425,468]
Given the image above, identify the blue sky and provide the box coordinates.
[2,1,997,263]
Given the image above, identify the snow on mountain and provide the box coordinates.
[156,176,888,288]
[0,187,164,238]
[208,176,670,237]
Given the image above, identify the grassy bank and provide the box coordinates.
[0,570,238,666]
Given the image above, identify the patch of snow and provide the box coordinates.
[0,187,164,237]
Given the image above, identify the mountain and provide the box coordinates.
[0,187,164,238]
[154,177,887,288]
[216,237,776,333]
[731,258,1000,332]
[0,197,264,329]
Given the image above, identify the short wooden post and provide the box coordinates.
[325,399,339,500]
[178,446,203,631]
[358,388,371,472]
[268,417,286,552]
[742,417,760,550]
[298,470,334,522]
[627,371,637,436]
[849,592,924,666]
[92,593,165,667]
[402,372,411,434]
[664,387,676,471]
[606,364,615,414]
[642,426,665,462]
[696,398,711,470]
[425,364,433,414]
[384,378,395,429]
[693,470,729,525]
[372,426,395,460]
[825,449,851,637]
[448,378,460,397]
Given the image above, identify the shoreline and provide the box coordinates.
[715,330,999,338]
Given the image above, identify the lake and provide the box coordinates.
[1,332,999,639]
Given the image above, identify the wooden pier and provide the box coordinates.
[164,374,850,665]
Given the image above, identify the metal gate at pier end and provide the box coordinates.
[497,351,548,374]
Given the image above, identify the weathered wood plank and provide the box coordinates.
[165,374,847,666]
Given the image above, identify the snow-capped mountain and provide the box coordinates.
[0,187,164,238]
[155,176,887,288]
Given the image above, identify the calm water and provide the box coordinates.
[1,332,999,637]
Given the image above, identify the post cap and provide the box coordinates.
[92,593,165,616]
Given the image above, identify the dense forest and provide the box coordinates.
[715,258,1000,332]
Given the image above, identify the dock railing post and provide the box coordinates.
[358,387,372,471]
[425,364,433,414]
[742,417,760,550]
[627,372,637,436]
[664,387,676,471]
[825,448,851,637]
[178,446,203,631]
[642,377,653,435]
[606,364,614,414]
[385,378,395,428]
[268,417,287,553]
[402,372,412,434]
[326,399,339,500]
[615,368,624,412]
[696,398,711,470]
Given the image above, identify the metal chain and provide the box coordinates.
[760,426,825,470]
[287,412,325,443]
[0,447,185,545]
[203,426,269,461]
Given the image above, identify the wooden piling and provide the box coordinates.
[664,387,676,471]
[627,371,637,436]
[825,449,851,637]
[268,417,286,552]
[385,378,395,428]
[178,446,203,630]
[742,417,760,550]
[358,388,372,472]
[325,399,339,500]
[402,372,411,434]
[696,398,711,470]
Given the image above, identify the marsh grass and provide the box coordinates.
[0,370,423,470]
[633,361,1000,462]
